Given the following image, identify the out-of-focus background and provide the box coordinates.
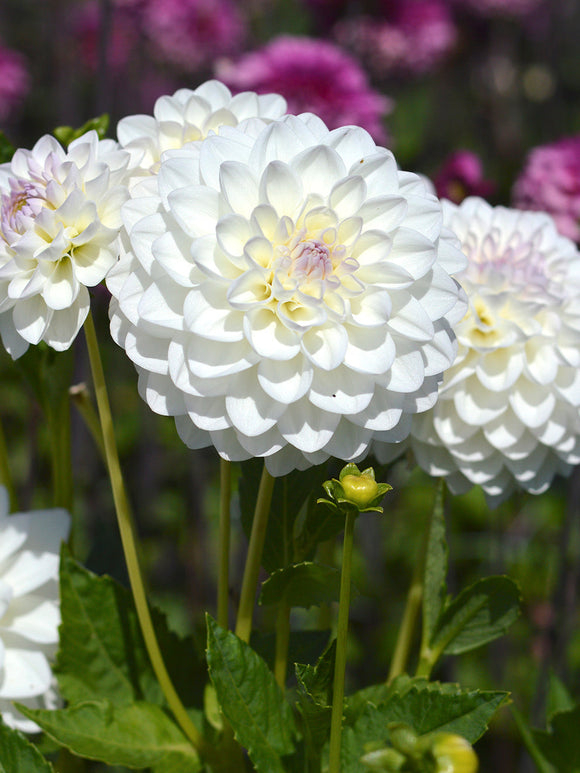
[1,1,579,771]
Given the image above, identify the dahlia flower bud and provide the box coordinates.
[361,746,406,771]
[319,464,392,514]
[431,733,478,773]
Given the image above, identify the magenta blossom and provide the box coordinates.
[216,35,391,143]
[143,0,246,72]
[434,150,495,204]
[512,136,580,243]
[335,0,457,78]
[0,45,29,121]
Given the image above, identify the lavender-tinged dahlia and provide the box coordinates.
[216,36,392,144]
[0,45,29,122]
[335,0,457,78]
[434,151,495,205]
[512,135,580,244]
[0,132,129,358]
[143,0,246,72]
[381,197,580,506]
[108,113,467,476]
[117,80,287,188]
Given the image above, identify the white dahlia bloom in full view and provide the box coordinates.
[0,131,130,358]
[398,197,580,505]
[0,487,70,732]
[108,114,467,475]
[117,80,288,188]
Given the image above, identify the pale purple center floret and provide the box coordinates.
[291,239,333,279]
[0,180,43,243]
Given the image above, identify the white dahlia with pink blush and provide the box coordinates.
[0,131,129,358]
[108,113,467,475]
[378,197,580,506]
[117,80,287,189]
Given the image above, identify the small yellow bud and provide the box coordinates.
[432,734,478,773]
[340,474,379,508]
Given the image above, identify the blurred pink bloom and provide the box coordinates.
[512,136,580,243]
[143,0,246,71]
[0,45,29,121]
[335,0,457,78]
[452,0,542,18]
[434,150,495,204]
[72,0,141,73]
[216,35,392,143]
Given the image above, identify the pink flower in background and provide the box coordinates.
[434,150,495,204]
[452,0,542,18]
[71,0,141,73]
[335,0,457,78]
[512,135,580,243]
[216,35,391,144]
[143,0,246,72]
[0,45,29,121]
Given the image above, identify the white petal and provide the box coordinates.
[219,161,259,218]
[2,595,60,644]
[244,307,301,360]
[309,367,374,414]
[0,645,52,699]
[291,145,346,197]
[259,161,303,217]
[226,372,285,437]
[257,356,313,403]
[277,398,340,453]
[343,325,396,374]
[168,185,220,239]
[302,323,348,370]
[12,297,52,345]
[43,294,89,351]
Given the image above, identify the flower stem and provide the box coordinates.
[328,509,356,773]
[83,311,206,755]
[0,412,16,511]
[69,382,106,462]
[274,603,290,688]
[217,459,232,629]
[387,549,425,683]
[47,391,73,511]
[235,463,275,643]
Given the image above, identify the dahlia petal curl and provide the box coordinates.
[108,114,467,475]
[116,79,288,189]
[0,131,130,359]
[375,197,580,506]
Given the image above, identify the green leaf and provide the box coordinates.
[57,549,205,710]
[510,705,554,773]
[260,562,345,609]
[0,720,55,772]
[0,131,15,163]
[251,629,331,676]
[421,480,448,648]
[240,460,326,572]
[341,681,508,772]
[206,616,297,773]
[17,701,201,772]
[295,641,336,762]
[430,576,521,658]
[547,673,575,724]
[533,706,580,772]
[53,115,110,146]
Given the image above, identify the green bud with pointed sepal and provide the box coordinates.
[318,463,392,516]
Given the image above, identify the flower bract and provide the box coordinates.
[108,112,467,475]
[0,487,70,732]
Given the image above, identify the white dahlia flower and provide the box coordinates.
[386,197,580,505]
[108,114,467,475]
[0,131,129,358]
[0,487,70,732]
[117,80,287,188]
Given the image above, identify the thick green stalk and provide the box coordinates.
[235,463,275,643]
[0,413,16,511]
[46,391,73,511]
[69,382,106,461]
[388,576,423,684]
[274,603,290,688]
[83,311,207,756]
[328,509,356,773]
[217,459,232,629]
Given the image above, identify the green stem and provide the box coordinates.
[235,463,275,643]
[83,311,207,756]
[328,509,356,773]
[0,412,16,511]
[388,577,423,684]
[510,705,554,773]
[70,382,106,461]
[317,537,335,631]
[274,603,290,689]
[217,459,232,629]
[46,390,73,511]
